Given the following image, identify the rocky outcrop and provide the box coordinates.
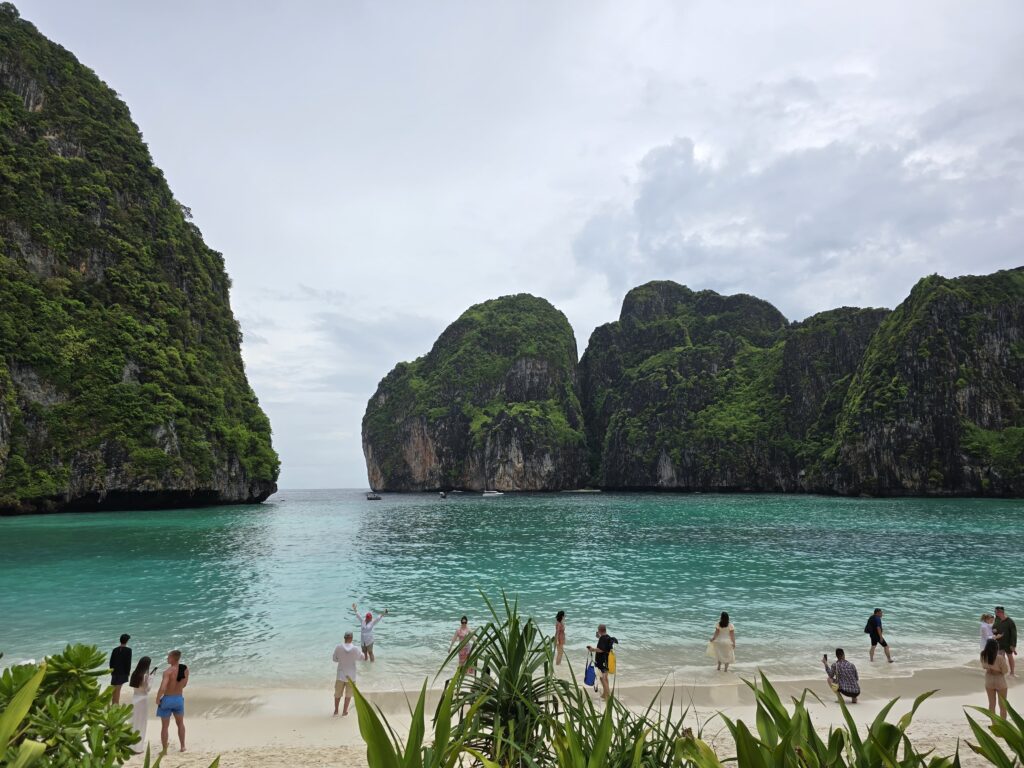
[0,5,278,514]
[362,294,587,491]
[821,268,1024,495]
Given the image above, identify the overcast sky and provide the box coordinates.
[16,1,1024,488]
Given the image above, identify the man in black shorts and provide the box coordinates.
[109,633,132,704]
[866,608,893,663]
[587,624,617,700]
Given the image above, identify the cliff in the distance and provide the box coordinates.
[362,294,587,491]
[0,4,278,513]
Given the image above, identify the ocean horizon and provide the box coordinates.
[1,489,1021,691]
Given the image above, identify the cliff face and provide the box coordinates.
[822,268,1024,495]
[362,294,587,491]
[0,5,278,513]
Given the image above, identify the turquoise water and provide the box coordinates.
[1,490,1022,690]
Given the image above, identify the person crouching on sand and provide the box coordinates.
[332,631,359,716]
[823,648,859,703]
[981,638,1010,718]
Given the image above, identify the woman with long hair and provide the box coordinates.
[981,638,1009,717]
[128,656,153,754]
[450,616,474,675]
[709,611,736,672]
[554,611,566,665]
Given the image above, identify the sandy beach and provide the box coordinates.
[127,663,1019,767]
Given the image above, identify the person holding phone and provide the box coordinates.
[823,648,859,703]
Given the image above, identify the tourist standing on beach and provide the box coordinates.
[450,616,474,674]
[980,614,995,650]
[993,606,1017,676]
[352,603,388,661]
[823,649,859,703]
[981,638,1010,717]
[866,608,894,662]
[155,650,188,754]
[332,631,359,716]
[109,633,132,704]
[128,656,153,754]
[587,624,617,701]
[555,611,566,665]
[710,612,736,672]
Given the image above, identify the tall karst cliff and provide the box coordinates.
[822,268,1024,495]
[0,5,278,513]
[362,294,587,491]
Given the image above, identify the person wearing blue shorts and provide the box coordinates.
[155,650,189,754]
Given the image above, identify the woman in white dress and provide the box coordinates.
[710,612,736,672]
[980,613,995,650]
[128,656,153,754]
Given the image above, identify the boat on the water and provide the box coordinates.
[366,491,382,501]
[482,490,503,497]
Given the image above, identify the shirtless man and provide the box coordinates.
[155,650,189,754]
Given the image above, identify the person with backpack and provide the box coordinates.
[587,624,618,700]
[865,608,894,662]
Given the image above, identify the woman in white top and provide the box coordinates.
[710,612,736,672]
[128,656,153,754]
[980,613,995,650]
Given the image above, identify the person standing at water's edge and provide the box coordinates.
[109,633,132,704]
[155,650,188,754]
[332,631,359,716]
[352,603,388,662]
[866,608,894,662]
[587,624,617,701]
[981,638,1010,718]
[555,611,566,665]
[710,612,736,672]
[450,616,474,674]
[823,649,859,703]
[128,656,153,754]
[993,606,1017,676]
[980,613,995,650]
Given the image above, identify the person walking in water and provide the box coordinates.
[128,656,153,754]
[587,624,617,701]
[449,616,474,674]
[710,612,736,672]
[109,633,132,704]
[981,638,1010,718]
[554,611,566,665]
[155,650,188,754]
[823,648,860,703]
[993,606,1017,677]
[332,631,359,716]
[352,603,388,661]
[866,608,894,662]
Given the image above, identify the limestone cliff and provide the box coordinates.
[362,295,587,491]
[0,5,278,513]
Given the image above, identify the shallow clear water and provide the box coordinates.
[1,490,1022,690]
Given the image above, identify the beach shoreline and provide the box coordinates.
[127,662,1018,767]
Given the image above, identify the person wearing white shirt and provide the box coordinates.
[980,613,995,650]
[332,632,359,716]
[352,602,388,661]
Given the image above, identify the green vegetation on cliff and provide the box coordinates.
[362,294,587,491]
[0,4,277,511]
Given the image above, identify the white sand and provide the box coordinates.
[129,665,1020,768]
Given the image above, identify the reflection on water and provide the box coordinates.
[1,490,1022,689]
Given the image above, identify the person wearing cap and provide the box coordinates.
[109,633,132,704]
[993,606,1017,676]
[586,624,618,700]
[352,602,388,662]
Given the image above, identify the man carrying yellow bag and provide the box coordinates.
[587,624,619,700]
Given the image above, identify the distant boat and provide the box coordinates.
[366,491,382,501]
[482,490,504,497]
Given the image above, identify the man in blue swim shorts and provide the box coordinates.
[155,649,189,754]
